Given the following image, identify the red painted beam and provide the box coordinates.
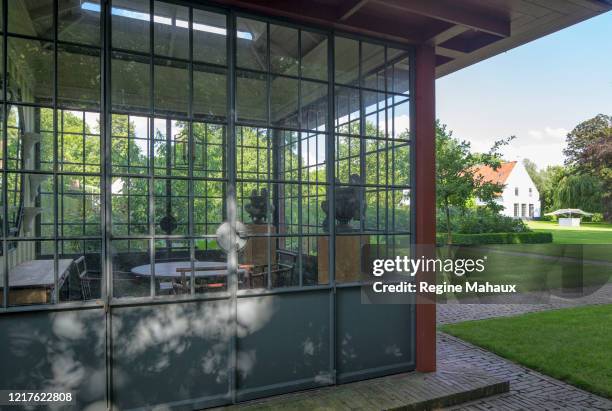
[414,44,437,373]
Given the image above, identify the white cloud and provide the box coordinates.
[527,126,568,141]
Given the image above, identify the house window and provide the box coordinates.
[515,187,519,196]
[529,204,534,218]
[521,204,527,217]
[514,203,519,217]
[529,188,532,197]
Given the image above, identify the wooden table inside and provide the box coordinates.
[0,259,73,305]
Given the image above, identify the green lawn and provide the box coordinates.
[440,305,612,398]
[527,221,612,244]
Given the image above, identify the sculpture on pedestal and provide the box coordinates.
[321,174,364,231]
[245,188,272,224]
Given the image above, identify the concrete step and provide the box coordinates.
[212,366,509,410]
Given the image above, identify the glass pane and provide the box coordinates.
[112,0,150,53]
[153,118,188,177]
[390,140,410,186]
[335,135,361,184]
[153,1,189,60]
[236,71,267,125]
[194,238,227,294]
[7,173,55,239]
[154,58,188,116]
[8,37,53,105]
[112,239,151,298]
[58,0,101,46]
[391,55,410,95]
[387,189,410,233]
[270,24,298,76]
[361,42,385,90]
[193,180,224,236]
[334,234,367,283]
[390,95,410,139]
[58,44,101,109]
[111,114,150,175]
[278,129,299,182]
[364,90,386,138]
[58,240,103,302]
[7,240,56,306]
[301,30,327,81]
[193,64,226,121]
[236,17,266,71]
[193,9,227,65]
[193,122,225,179]
[270,76,298,128]
[154,178,188,236]
[301,81,327,131]
[364,138,387,185]
[111,176,150,235]
[8,0,53,39]
[364,187,386,232]
[300,132,327,185]
[300,184,327,234]
[59,110,101,173]
[334,36,358,85]
[335,86,360,135]
[153,239,192,295]
[6,105,54,172]
[236,126,269,181]
[58,175,102,237]
[112,51,151,113]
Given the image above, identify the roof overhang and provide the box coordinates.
[207,0,611,78]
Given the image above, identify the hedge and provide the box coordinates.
[436,232,553,246]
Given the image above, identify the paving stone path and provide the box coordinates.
[438,282,612,410]
[438,282,612,324]
[439,333,612,410]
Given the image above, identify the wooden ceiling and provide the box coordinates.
[208,0,611,77]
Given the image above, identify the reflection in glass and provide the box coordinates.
[236,17,266,71]
[301,30,327,81]
[237,71,267,124]
[112,239,151,298]
[270,24,298,76]
[193,65,227,121]
[58,45,101,109]
[154,58,188,116]
[153,1,189,60]
[193,9,227,65]
[59,0,101,46]
[8,37,54,105]
[8,0,53,39]
[112,0,150,53]
[112,52,151,113]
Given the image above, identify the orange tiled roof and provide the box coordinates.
[472,161,516,185]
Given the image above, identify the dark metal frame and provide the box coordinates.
[0,0,415,408]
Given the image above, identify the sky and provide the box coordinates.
[436,11,612,170]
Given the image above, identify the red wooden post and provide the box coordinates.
[414,44,437,372]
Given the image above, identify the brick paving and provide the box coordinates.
[438,282,612,324]
[438,283,612,410]
[439,333,612,410]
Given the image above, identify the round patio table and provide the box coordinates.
[131,261,244,278]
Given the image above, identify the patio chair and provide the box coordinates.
[74,256,91,300]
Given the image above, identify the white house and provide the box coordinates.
[473,161,541,219]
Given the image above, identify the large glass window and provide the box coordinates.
[0,1,412,308]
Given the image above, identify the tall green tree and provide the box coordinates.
[436,121,513,243]
[563,114,612,221]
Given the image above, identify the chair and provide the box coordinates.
[74,256,90,300]
[246,249,298,288]
[176,265,228,293]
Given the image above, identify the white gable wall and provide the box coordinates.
[499,162,541,218]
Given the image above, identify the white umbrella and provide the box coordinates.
[545,208,593,218]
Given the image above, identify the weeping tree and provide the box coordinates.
[553,173,602,212]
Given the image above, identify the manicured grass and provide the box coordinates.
[527,221,612,244]
[440,304,612,398]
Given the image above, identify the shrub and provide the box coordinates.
[437,207,530,235]
[436,232,552,246]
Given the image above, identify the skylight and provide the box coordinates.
[81,2,253,40]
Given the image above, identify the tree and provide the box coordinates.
[523,159,565,213]
[563,114,612,221]
[553,174,602,212]
[436,121,513,243]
